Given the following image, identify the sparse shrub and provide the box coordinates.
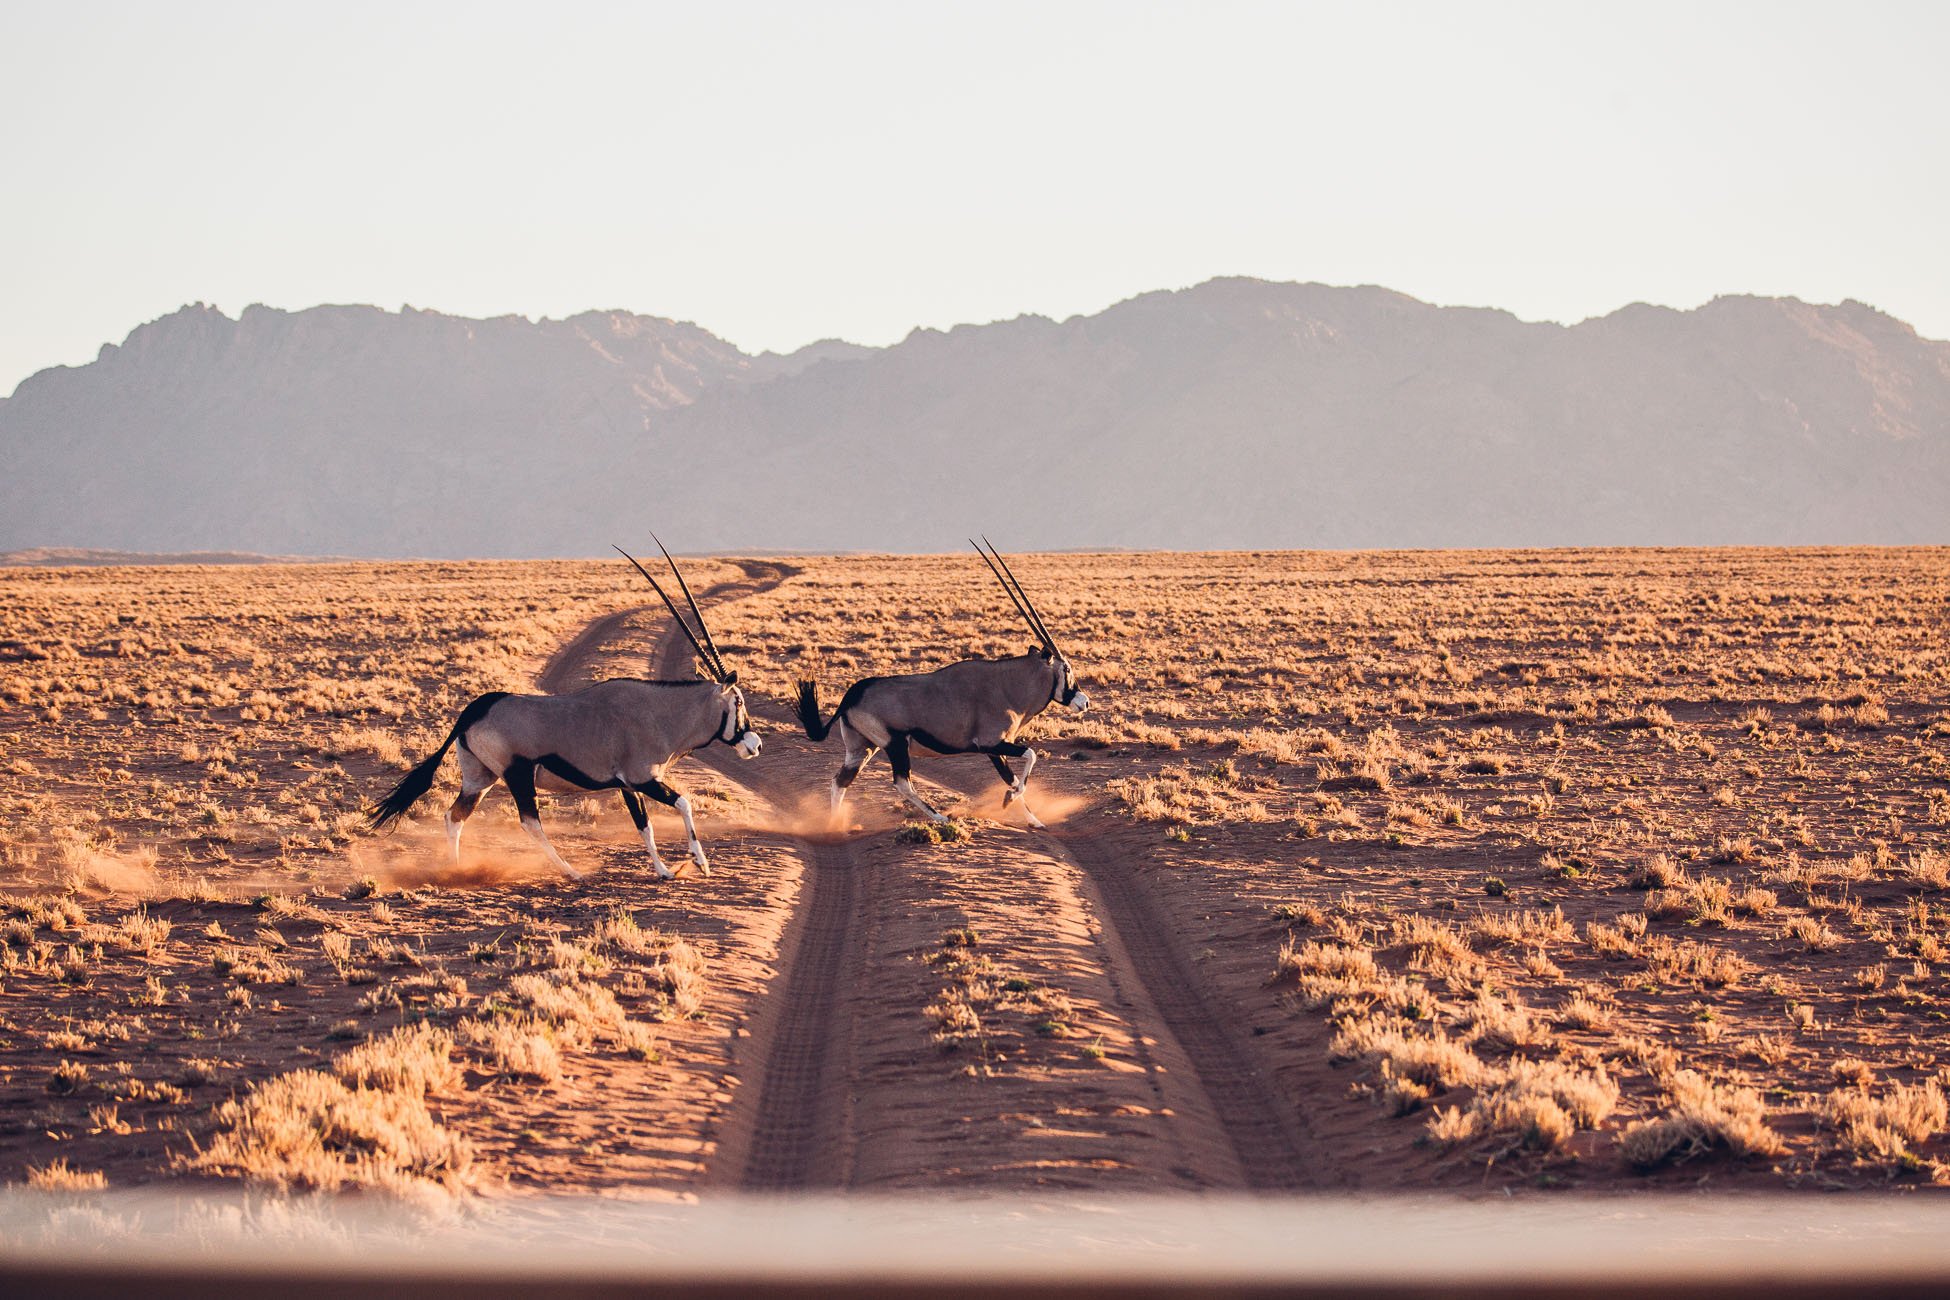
[191,1068,474,1201]
[46,1059,89,1095]
[1821,1081,1947,1158]
[332,1023,459,1095]
[1273,901,1327,927]
[897,819,972,845]
[1555,993,1614,1032]
[1905,850,1949,891]
[1429,1059,1618,1152]
[1618,1070,1785,1167]
[1785,916,1843,953]
[1330,1020,1486,1090]
[1468,906,1572,949]
[463,1019,564,1082]
[24,1160,107,1192]
[1643,935,1751,987]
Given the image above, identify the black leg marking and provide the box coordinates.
[504,760,541,822]
[909,727,972,756]
[634,779,682,807]
[537,753,618,790]
[834,745,875,789]
[886,734,913,781]
[619,787,648,831]
[447,789,483,821]
[989,754,1016,787]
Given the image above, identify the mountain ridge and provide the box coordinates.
[3,279,1945,556]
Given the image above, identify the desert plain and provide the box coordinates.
[0,547,1947,1202]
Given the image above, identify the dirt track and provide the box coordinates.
[8,548,1947,1196]
[558,560,1336,1191]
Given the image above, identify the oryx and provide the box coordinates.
[365,540,761,881]
[794,539,1088,830]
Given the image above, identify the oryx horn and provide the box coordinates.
[613,542,732,684]
[972,537,1058,655]
[651,534,732,683]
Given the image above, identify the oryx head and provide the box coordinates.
[973,537,1089,714]
[616,537,764,757]
[720,682,761,758]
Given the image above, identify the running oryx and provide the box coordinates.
[794,539,1088,829]
[365,541,761,881]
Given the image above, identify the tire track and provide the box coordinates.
[701,796,860,1190]
[1052,830,1335,1190]
[537,606,645,693]
[636,559,864,1191]
[920,768,1336,1190]
[551,556,1332,1191]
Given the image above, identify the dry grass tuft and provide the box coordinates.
[190,1069,474,1202]
[23,1159,108,1192]
[1617,1070,1786,1167]
[1428,1060,1620,1152]
[331,1023,460,1095]
[1821,1080,1948,1158]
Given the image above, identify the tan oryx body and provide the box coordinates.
[365,541,759,882]
[795,540,1087,829]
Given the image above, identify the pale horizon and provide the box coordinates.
[4,1,1947,397]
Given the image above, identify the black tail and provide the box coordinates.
[795,679,834,742]
[365,691,510,830]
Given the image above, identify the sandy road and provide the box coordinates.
[548,559,1334,1192]
[919,766,1337,1190]
[547,559,867,1189]
[650,561,867,1190]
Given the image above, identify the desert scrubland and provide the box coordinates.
[1,548,1947,1201]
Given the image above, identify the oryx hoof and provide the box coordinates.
[1003,784,1025,807]
[691,846,711,876]
[1024,812,1047,830]
[653,860,676,882]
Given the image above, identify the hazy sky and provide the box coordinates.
[3,1,1945,396]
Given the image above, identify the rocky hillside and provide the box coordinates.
[3,281,1945,555]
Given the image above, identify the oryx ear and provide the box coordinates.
[1032,644,1051,659]
[724,669,739,685]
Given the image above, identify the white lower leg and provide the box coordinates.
[445,813,464,863]
[1015,748,1044,828]
[521,815,583,881]
[637,817,674,881]
[896,777,947,823]
[1002,748,1039,801]
[675,795,708,874]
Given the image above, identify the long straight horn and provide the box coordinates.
[651,534,730,683]
[971,538,1056,654]
[983,538,1060,653]
[613,545,723,683]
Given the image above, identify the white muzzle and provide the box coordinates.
[736,731,762,759]
[1068,690,1090,714]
